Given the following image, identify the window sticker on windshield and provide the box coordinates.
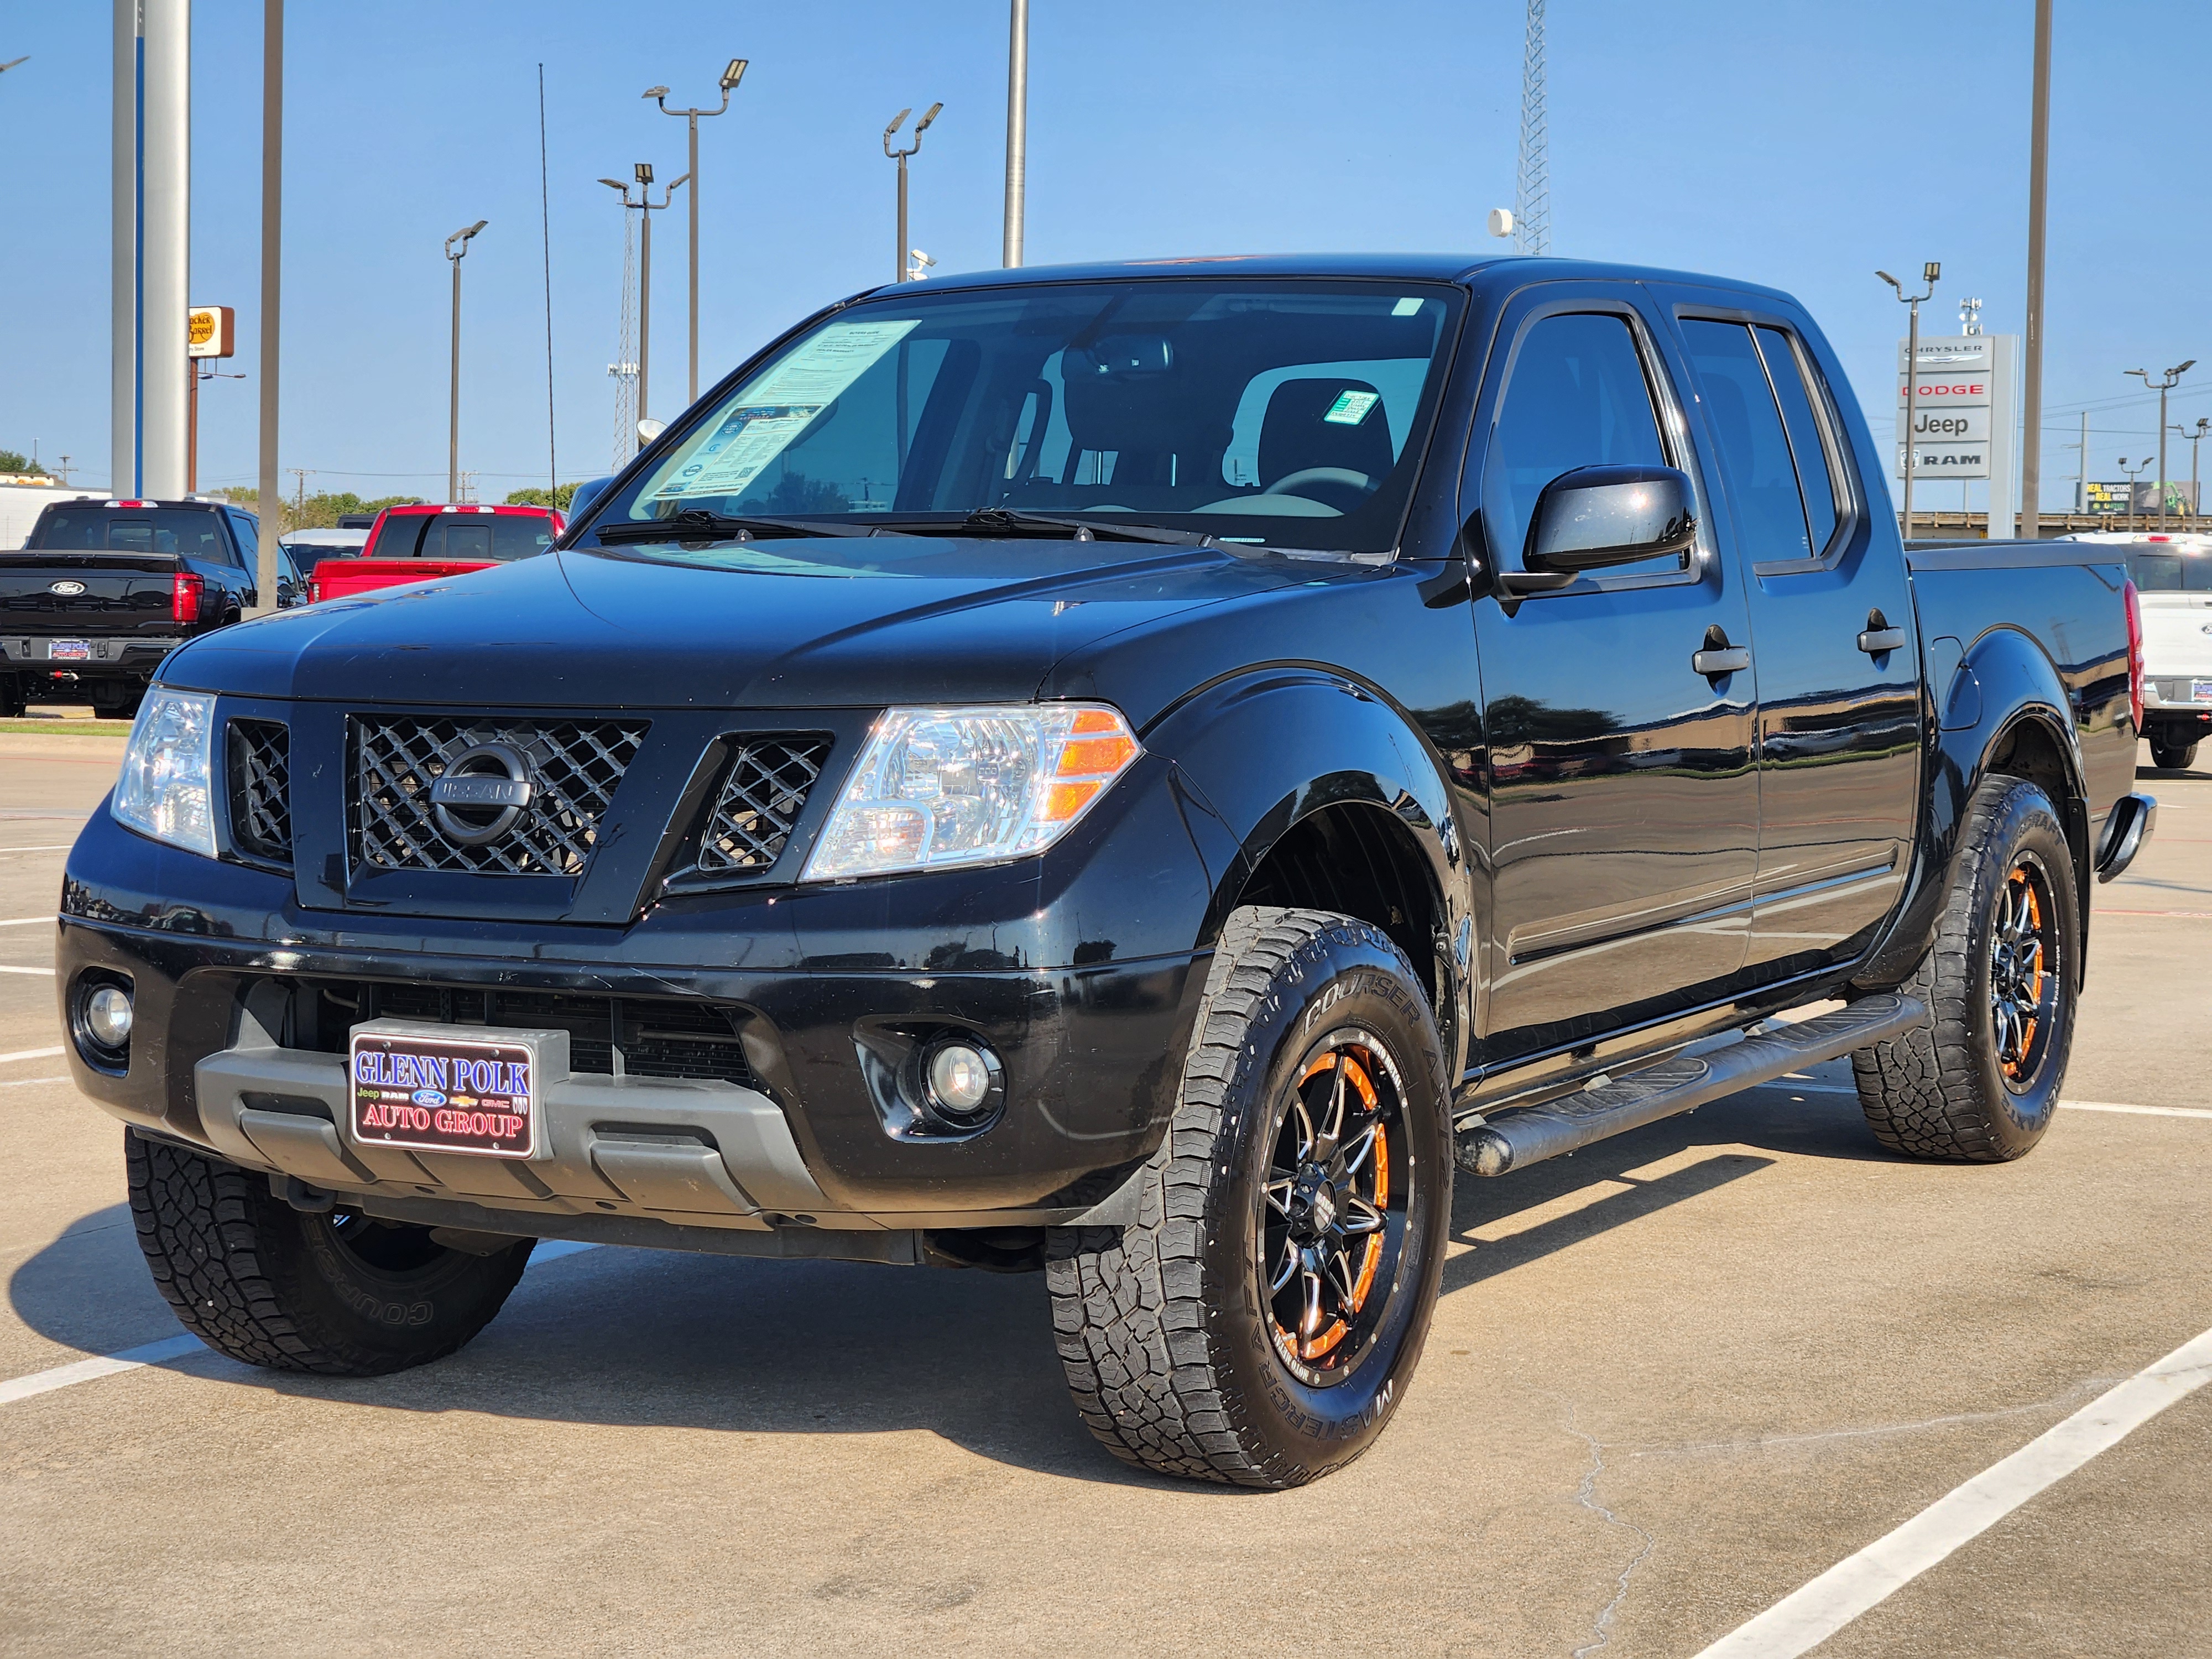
[653,319,920,501]
[1391,297,1425,317]
[1323,389,1381,426]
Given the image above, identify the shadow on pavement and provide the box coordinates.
[9,1081,1890,1483]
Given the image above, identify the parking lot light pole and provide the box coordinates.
[601,168,686,429]
[883,103,942,284]
[648,58,746,406]
[2182,418,2210,526]
[1003,0,1028,268]
[445,220,487,505]
[1879,263,1940,542]
[2127,361,2196,528]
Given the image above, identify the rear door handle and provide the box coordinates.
[1692,646,1751,676]
[1858,627,1908,654]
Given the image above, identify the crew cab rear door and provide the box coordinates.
[1664,291,1920,978]
[1462,283,1759,1057]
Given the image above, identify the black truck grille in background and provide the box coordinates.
[352,717,648,877]
[227,719,293,864]
[697,737,831,872]
[304,980,756,1086]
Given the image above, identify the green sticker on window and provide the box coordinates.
[1323,389,1381,426]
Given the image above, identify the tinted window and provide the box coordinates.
[229,512,258,563]
[2125,550,2212,591]
[1681,320,1811,561]
[601,280,1463,559]
[28,507,230,557]
[1754,325,1843,553]
[419,516,555,561]
[1483,311,1678,576]
[366,516,425,559]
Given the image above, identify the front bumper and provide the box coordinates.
[58,800,1217,1250]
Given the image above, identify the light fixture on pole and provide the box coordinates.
[2180,417,2210,524]
[906,248,936,282]
[648,57,745,407]
[1879,262,1940,543]
[883,103,942,285]
[445,220,487,505]
[600,166,687,432]
[2125,360,2195,529]
[2118,455,2151,529]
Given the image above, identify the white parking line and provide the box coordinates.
[0,1075,66,1088]
[1695,1322,2212,1658]
[0,917,55,927]
[0,1239,601,1408]
[0,846,73,854]
[0,966,55,976]
[0,1046,64,1064]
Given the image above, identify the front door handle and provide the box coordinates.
[1858,626,1908,655]
[1692,646,1751,676]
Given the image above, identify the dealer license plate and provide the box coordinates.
[2192,680,2212,704]
[46,639,91,661]
[349,1023,542,1159]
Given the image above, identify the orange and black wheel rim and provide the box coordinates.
[1258,1031,1408,1387]
[1990,855,2060,1092]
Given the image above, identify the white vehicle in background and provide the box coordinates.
[2068,530,2212,770]
[0,478,106,549]
[276,525,369,576]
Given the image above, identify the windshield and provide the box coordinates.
[2125,548,2212,592]
[589,278,1464,558]
[28,507,229,557]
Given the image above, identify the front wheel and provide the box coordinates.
[1046,906,1452,1488]
[127,1131,533,1374]
[1851,775,2079,1161]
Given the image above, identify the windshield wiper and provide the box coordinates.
[592,509,906,545]
[859,507,1223,549]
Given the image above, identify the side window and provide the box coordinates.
[1680,320,1813,562]
[229,512,259,566]
[1754,326,1845,554]
[1483,311,1679,578]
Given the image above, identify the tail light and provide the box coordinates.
[170,571,205,625]
[2124,578,2145,734]
[309,577,323,604]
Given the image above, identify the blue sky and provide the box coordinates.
[2,0,2206,509]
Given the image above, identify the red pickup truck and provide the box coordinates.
[307,503,563,603]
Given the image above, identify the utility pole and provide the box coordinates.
[2126,361,2195,528]
[2119,456,2150,531]
[255,0,281,613]
[884,105,942,284]
[1003,0,1028,267]
[2073,410,2088,513]
[599,165,686,429]
[445,220,487,504]
[1879,263,1941,542]
[648,58,747,406]
[2019,0,2053,537]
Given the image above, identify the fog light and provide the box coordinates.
[923,1039,1000,1126]
[85,984,133,1048]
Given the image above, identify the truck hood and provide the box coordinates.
[158,538,1311,712]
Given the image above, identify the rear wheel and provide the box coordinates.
[1046,906,1452,1488]
[1850,775,2078,1161]
[2150,738,2198,771]
[127,1130,533,1374]
[91,684,143,721]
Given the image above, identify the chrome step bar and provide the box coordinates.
[1455,993,1926,1177]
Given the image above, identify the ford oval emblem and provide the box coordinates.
[411,1088,448,1108]
[49,580,86,596]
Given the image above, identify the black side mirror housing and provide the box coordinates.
[1504,465,1697,594]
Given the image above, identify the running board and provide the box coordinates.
[1455,993,1926,1177]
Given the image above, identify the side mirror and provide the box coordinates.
[1505,465,1697,594]
[563,476,618,538]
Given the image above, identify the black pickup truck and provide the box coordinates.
[1,497,282,717]
[58,256,2153,1488]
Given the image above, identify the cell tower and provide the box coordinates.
[1514,0,1550,256]
[608,202,641,468]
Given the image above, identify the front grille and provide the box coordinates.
[227,719,292,863]
[352,716,648,877]
[697,736,832,872]
[302,980,755,1086]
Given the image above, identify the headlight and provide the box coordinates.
[803,703,1141,880]
[111,688,217,857]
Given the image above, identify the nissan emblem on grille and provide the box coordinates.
[353,717,648,876]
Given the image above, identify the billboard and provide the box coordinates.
[2087,480,2200,515]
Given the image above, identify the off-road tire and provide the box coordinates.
[1850,775,2079,1161]
[2150,738,2197,772]
[127,1130,533,1375]
[1045,906,1452,1488]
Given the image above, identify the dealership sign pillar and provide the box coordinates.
[112,0,191,502]
[1897,332,2020,534]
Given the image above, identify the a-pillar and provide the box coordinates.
[112,0,191,500]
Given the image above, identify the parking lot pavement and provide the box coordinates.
[3,740,2208,1657]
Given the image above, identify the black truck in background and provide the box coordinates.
[0,498,289,717]
[58,255,2158,1488]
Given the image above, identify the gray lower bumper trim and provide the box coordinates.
[195,1043,830,1229]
